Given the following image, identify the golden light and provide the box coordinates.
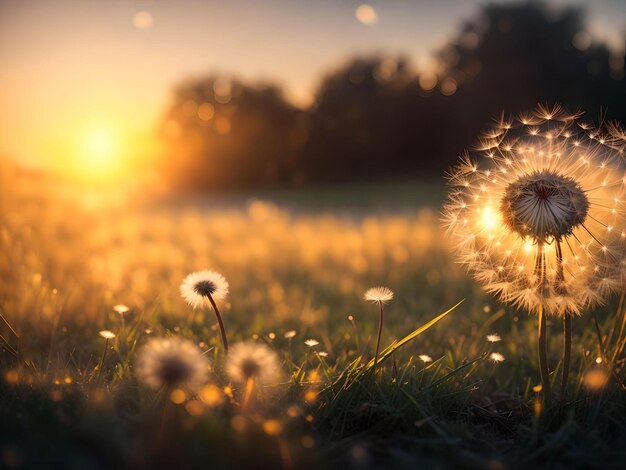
[80,128,119,173]
[481,206,500,230]
[356,4,378,25]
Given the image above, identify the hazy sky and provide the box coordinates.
[0,0,624,170]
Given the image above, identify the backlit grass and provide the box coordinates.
[1,167,626,468]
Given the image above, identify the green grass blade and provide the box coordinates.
[364,299,465,370]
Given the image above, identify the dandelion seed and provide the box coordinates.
[487,334,502,343]
[304,339,319,347]
[418,354,433,363]
[490,352,505,363]
[180,270,230,352]
[99,330,116,339]
[284,330,297,339]
[363,286,394,304]
[136,337,210,392]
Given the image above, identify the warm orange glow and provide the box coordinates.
[72,127,123,180]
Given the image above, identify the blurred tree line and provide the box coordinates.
[160,1,626,190]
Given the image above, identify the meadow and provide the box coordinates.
[1,164,626,469]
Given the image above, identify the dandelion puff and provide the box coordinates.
[363,286,394,304]
[364,286,394,375]
[443,105,626,402]
[225,342,281,387]
[180,270,230,352]
[284,330,297,339]
[487,334,501,343]
[490,352,505,363]
[180,270,229,309]
[418,354,433,363]
[226,342,281,411]
[304,339,319,347]
[136,337,210,392]
[97,330,115,378]
[113,304,129,315]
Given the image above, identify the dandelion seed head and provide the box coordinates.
[304,339,319,347]
[180,270,229,309]
[444,106,626,316]
[99,330,116,339]
[490,352,505,363]
[363,286,394,304]
[317,351,329,357]
[486,334,501,343]
[418,354,433,363]
[225,342,281,387]
[136,337,209,391]
[113,304,129,315]
[284,330,297,339]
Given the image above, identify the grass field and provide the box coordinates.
[1,166,626,469]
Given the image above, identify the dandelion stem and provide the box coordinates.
[555,239,571,395]
[538,303,552,407]
[242,376,255,413]
[373,300,384,376]
[98,338,109,379]
[562,314,572,394]
[207,293,229,353]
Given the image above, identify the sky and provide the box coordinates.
[0,0,624,176]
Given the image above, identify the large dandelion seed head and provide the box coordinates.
[443,105,626,316]
[136,337,210,391]
[180,270,229,309]
[225,342,281,388]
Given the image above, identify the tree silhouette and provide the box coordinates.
[161,76,305,190]
[161,2,625,190]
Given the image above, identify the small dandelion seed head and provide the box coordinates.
[113,304,129,315]
[180,270,229,309]
[317,351,329,357]
[136,337,210,391]
[225,342,281,387]
[490,352,505,363]
[284,330,297,339]
[99,330,116,339]
[418,354,433,363]
[363,286,394,304]
[486,334,502,343]
[304,339,319,347]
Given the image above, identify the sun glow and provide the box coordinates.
[82,129,118,171]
